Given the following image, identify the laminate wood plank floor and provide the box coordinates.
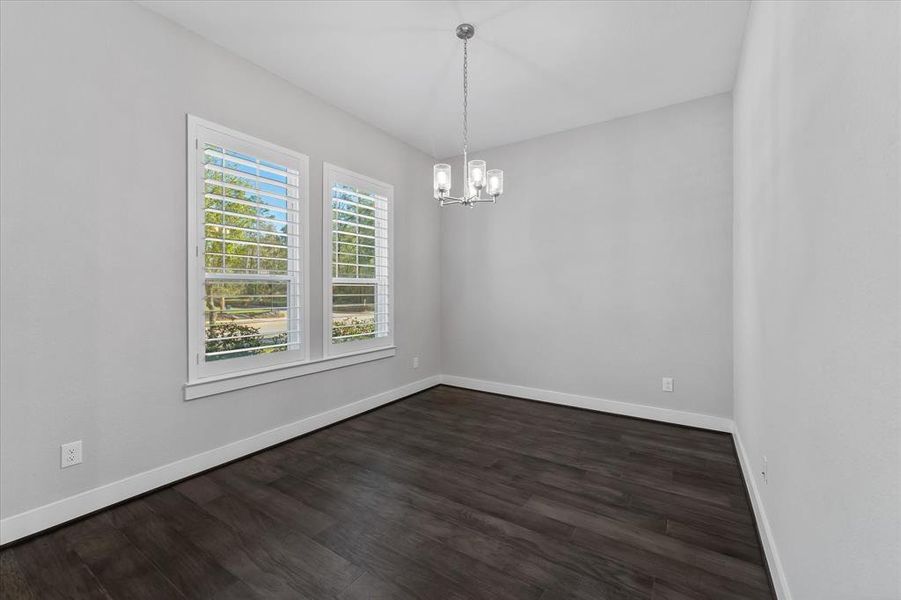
[0,385,775,599]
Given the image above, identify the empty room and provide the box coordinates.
[0,1,898,599]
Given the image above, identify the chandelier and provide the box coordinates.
[433,24,504,207]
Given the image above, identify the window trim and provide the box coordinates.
[186,115,311,386]
[183,345,396,400]
[321,162,395,358]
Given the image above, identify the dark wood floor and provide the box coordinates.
[0,385,773,599]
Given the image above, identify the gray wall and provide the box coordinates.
[0,1,440,519]
[733,2,900,598]
[440,94,734,418]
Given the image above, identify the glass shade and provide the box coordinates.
[486,169,504,197]
[433,163,451,197]
[468,160,486,190]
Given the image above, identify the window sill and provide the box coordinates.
[184,346,396,400]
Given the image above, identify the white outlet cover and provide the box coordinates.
[662,377,674,392]
[61,440,83,468]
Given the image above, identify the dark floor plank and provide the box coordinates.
[326,425,534,505]
[539,574,652,600]
[0,549,38,600]
[526,495,768,590]
[60,516,186,600]
[0,385,774,600]
[203,453,339,537]
[345,413,500,468]
[201,492,363,598]
[172,473,226,505]
[326,442,577,540]
[650,580,700,600]
[290,459,656,598]
[381,400,744,512]
[301,466,551,599]
[571,527,771,600]
[315,519,472,600]
[511,475,667,533]
[120,512,256,599]
[4,534,111,600]
[141,488,315,599]
[627,488,759,544]
[280,467,587,595]
[339,571,417,600]
[665,519,763,565]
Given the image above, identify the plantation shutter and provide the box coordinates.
[201,138,303,363]
[329,181,390,345]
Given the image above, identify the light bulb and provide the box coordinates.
[486,169,503,197]
[468,160,486,190]
[433,163,451,197]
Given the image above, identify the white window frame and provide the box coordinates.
[187,115,310,384]
[322,163,395,357]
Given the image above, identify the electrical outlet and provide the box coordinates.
[761,456,768,484]
[412,356,420,369]
[61,441,82,469]
[661,377,674,392]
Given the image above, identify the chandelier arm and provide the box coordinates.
[437,192,465,204]
[439,188,481,203]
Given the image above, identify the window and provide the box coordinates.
[187,116,309,381]
[323,163,393,355]
[184,120,396,399]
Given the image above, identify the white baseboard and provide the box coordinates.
[439,374,734,432]
[733,426,792,600]
[0,375,440,545]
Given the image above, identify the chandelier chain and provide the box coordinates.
[463,37,469,157]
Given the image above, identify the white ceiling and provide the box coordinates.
[139,1,749,158]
